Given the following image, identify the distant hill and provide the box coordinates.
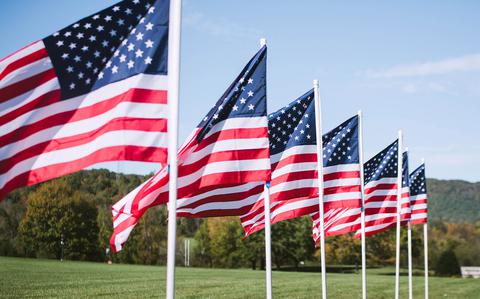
[427,178,480,223]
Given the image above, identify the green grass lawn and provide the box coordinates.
[0,256,478,298]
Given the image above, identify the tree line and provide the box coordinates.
[1,169,479,276]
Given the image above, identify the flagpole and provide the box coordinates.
[395,130,403,299]
[264,182,273,299]
[358,110,367,299]
[406,148,413,299]
[313,79,327,299]
[422,158,428,299]
[166,0,182,298]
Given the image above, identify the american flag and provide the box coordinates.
[111,46,270,252]
[0,0,169,198]
[409,163,427,225]
[354,140,400,237]
[240,89,361,237]
[400,151,412,223]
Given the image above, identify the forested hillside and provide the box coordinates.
[1,169,479,272]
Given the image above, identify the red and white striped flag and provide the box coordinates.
[240,90,362,237]
[353,140,400,237]
[111,46,270,252]
[0,0,170,198]
[400,151,412,223]
[409,163,427,225]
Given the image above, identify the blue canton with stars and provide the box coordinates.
[268,90,359,166]
[409,164,427,196]
[364,140,399,184]
[43,0,168,100]
[402,151,410,188]
[196,46,267,142]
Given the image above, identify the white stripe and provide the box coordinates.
[177,158,270,188]
[0,41,44,74]
[411,213,427,220]
[0,77,60,118]
[1,102,168,160]
[324,177,361,188]
[324,191,361,203]
[364,213,397,222]
[2,73,168,133]
[0,130,167,189]
[270,179,316,195]
[113,224,135,252]
[272,162,317,179]
[410,194,427,201]
[365,201,397,209]
[323,164,360,174]
[365,189,397,198]
[0,57,53,89]
[112,179,151,217]
[271,198,317,218]
[364,222,395,233]
[411,203,427,211]
[182,137,269,167]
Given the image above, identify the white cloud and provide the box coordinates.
[364,53,480,78]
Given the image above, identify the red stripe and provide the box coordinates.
[0,90,61,127]
[0,41,41,63]
[324,184,360,195]
[365,194,397,202]
[365,207,397,215]
[410,218,427,225]
[0,48,49,82]
[178,204,256,218]
[271,169,316,186]
[0,88,167,147]
[0,145,166,199]
[0,117,167,174]
[324,170,360,181]
[271,153,316,170]
[271,188,317,202]
[0,68,57,103]
[110,213,141,253]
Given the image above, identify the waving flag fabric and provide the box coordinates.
[111,46,270,252]
[0,0,169,199]
[240,89,361,237]
[354,140,399,237]
[409,163,427,225]
[400,151,412,223]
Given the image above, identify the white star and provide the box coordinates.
[56,40,64,47]
[78,72,84,79]
[69,43,76,49]
[98,72,104,79]
[64,31,71,37]
[144,56,152,64]
[104,15,112,22]
[248,104,254,110]
[113,6,120,12]
[127,43,135,51]
[85,78,91,84]
[247,91,254,97]
[145,22,154,30]
[89,35,96,42]
[148,6,155,13]
[117,19,125,26]
[110,30,117,37]
[76,33,84,39]
[239,77,245,83]
[119,55,127,63]
[81,46,89,52]
[307,135,311,139]
[232,105,239,111]
[127,60,134,69]
[66,66,73,73]
[111,65,118,74]
[135,49,144,57]
[85,61,92,68]
[92,14,100,20]
[136,32,144,40]
[69,83,75,89]
[240,98,246,104]
[93,50,100,57]
[97,25,104,32]
[145,39,154,48]
[248,78,253,84]
[125,8,132,15]
[74,56,81,62]
[213,114,219,119]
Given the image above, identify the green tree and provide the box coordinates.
[435,248,461,276]
[18,178,100,261]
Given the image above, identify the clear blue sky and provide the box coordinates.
[1,1,479,181]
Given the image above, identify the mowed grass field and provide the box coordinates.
[1,256,478,298]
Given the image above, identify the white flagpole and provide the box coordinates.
[358,110,367,299]
[395,130,403,299]
[166,0,182,298]
[408,222,413,299]
[313,79,327,299]
[422,158,428,299]
[406,148,413,299]
[264,182,273,299]
[259,37,272,299]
